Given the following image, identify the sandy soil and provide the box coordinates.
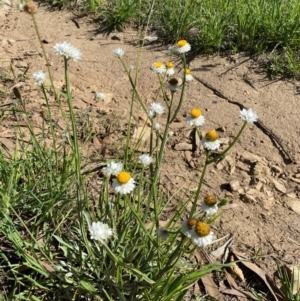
[1,2,300,299]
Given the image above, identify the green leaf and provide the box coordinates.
[53,234,75,250]
[79,279,97,293]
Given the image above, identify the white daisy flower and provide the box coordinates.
[112,171,135,194]
[33,70,46,85]
[153,123,161,131]
[89,221,113,241]
[113,48,125,57]
[201,194,219,215]
[186,108,205,126]
[165,61,175,76]
[174,40,191,54]
[139,154,153,166]
[96,92,106,100]
[202,130,221,151]
[167,78,181,91]
[168,131,174,137]
[151,62,166,74]
[102,161,123,176]
[53,41,81,61]
[201,202,219,215]
[157,227,170,240]
[181,218,198,239]
[147,110,155,118]
[129,65,135,70]
[181,68,193,81]
[149,102,164,115]
[191,228,214,247]
[240,108,258,123]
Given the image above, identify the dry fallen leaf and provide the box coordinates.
[231,248,284,301]
[210,235,234,262]
[92,136,102,150]
[194,251,224,301]
[201,274,224,301]
[229,255,245,281]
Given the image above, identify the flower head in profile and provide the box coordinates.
[191,221,214,247]
[167,78,181,91]
[151,62,166,74]
[202,130,220,151]
[89,222,113,241]
[181,218,198,238]
[112,171,135,194]
[113,48,125,58]
[165,61,175,76]
[139,154,153,166]
[201,194,219,215]
[181,68,193,81]
[240,108,258,123]
[102,161,123,176]
[153,123,161,131]
[170,40,191,54]
[96,92,106,101]
[148,102,165,117]
[186,108,205,126]
[23,0,37,14]
[33,70,46,85]
[54,41,81,61]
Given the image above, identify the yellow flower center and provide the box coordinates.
[184,68,191,75]
[187,218,198,230]
[165,61,174,69]
[204,194,217,206]
[205,130,218,142]
[195,222,210,237]
[168,78,179,85]
[117,171,131,184]
[190,108,202,118]
[177,40,188,47]
[154,62,163,68]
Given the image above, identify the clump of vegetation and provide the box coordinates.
[0,4,261,300]
[96,0,300,78]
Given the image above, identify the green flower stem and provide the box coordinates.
[153,123,169,181]
[170,54,187,123]
[124,195,158,248]
[190,151,209,217]
[167,92,175,123]
[31,15,57,101]
[155,238,186,280]
[63,57,90,261]
[41,84,58,166]
[157,74,169,107]
[206,121,247,165]
[124,85,136,167]
[119,59,148,115]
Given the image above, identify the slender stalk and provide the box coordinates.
[41,84,58,167]
[207,121,247,164]
[31,15,58,100]
[190,151,209,217]
[63,57,90,262]
[170,54,187,123]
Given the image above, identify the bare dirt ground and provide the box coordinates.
[1,2,300,300]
